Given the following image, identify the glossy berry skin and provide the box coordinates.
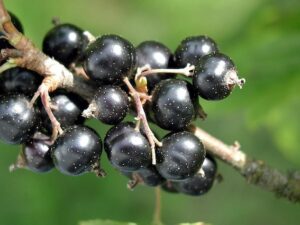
[156,131,205,181]
[0,67,42,96]
[136,41,172,91]
[193,53,237,100]
[93,85,129,125]
[42,24,87,66]
[104,123,151,172]
[0,12,24,49]
[151,79,195,131]
[173,35,218,68]
[175,154,217,196]
[41,91,87,133]
[83,34,136,84]
[51,125,102,176]
[23,133,54,173]
[0,95,38,144]
[104,122,135,151]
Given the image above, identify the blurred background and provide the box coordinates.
[1,0,300,224]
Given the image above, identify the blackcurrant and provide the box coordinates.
[173,35,218,68]
[89,85,129,125]
[104,123,151,172]
[174,154,217,196]
[83,34,136,84]
[51,125,102,176]
[104,122,135,151]
[22,133,54,173]
[193,52,244,100]
[156,131,205,180]
[0,12,24,49]
[42,23,88,66]
[0,67,42,96]
[151,79,195,131]
[41,91,87,133]
[135,41,172,91]
[0,94,38,144]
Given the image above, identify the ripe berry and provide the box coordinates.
[41,91,87,133]
[0,94,38,144]
[193,52,244,100]
[151,79,195,131]
[104,122,135,151]
[0,67,42,96]
[173,35,218,68]
[51,125,102,176]
[89,85,129,125]
[42,24,88,66]
[104,123,151,172]
[135,41,172,91]
[22,133,54,173]
[156,131,205,180]
[0,12,24,49]
[83,34,136,84]
[175,154,217,196]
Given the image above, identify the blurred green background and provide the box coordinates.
[1,0,300,224]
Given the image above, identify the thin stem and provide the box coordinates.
[135,63,195,81]
[123,77,162,165]
[152,187,162,225]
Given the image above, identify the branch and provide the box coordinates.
[189,124,300,203]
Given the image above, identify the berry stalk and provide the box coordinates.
[123,77,162,165]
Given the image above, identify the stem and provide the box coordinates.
[189,124,300,202]
[152,187,162,225]
[123,77,162,165]
[135,63,195,81]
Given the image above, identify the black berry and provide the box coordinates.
[173,35,218,68]
[156,131,205,180]
[0,94,38,144]
[83,34,136,84]
[193,52,242,100]
[175,154,217,196]
[51,125,102,176]
[42,23,88,66]
[151,79,195,131]
[136,41,172,91]
[90,85,129,125]
[104,123,151,172]
[22,133,54,173]
[0,67,42,96]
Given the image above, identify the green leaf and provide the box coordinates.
[79,219,137,225]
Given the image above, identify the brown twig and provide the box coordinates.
[189,124,300,202]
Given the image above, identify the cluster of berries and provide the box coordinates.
[0,12,244,196]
